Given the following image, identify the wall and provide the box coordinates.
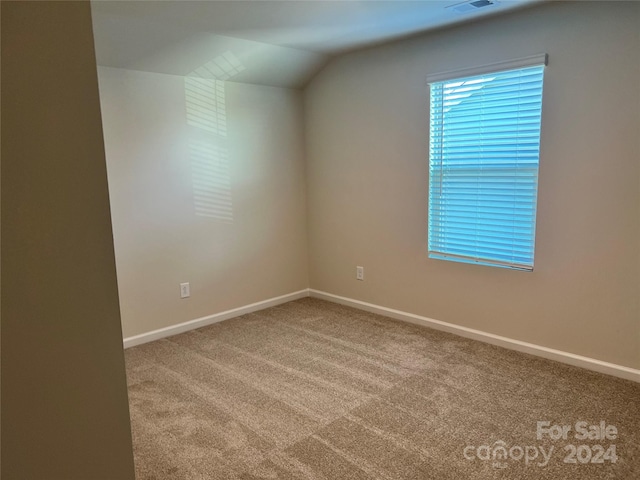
[304,1,640,369]
[1,2,135,479]
[98,67,309,338]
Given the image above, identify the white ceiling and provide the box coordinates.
[91,0,542,88]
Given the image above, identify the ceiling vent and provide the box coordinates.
[448,0,496,14]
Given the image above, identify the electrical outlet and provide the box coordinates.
[356,266,364,281]
[180,282,190,298]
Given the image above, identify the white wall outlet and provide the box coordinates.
[180,282,190,298]
[356,266,364,281]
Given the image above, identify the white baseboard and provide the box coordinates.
[122,286,640,383]
[123,289,310,349]
[309,289,640,383]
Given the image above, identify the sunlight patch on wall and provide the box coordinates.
[187,137,233,221]
[185,77,227,136]
[185,52,246,221]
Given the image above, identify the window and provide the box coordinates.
[427,55,547,271]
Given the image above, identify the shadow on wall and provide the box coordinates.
[185,51,246,221]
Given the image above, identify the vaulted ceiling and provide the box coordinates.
[91,0,542,88]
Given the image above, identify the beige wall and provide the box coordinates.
[1,2,135,479]
[98,67,309,338]
[304,1,640,369]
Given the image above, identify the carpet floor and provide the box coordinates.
[125,298,640,479]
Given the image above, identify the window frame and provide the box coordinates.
[427,54,548,271]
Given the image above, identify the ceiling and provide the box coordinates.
[91,0,542,88]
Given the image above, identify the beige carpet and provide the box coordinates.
[125,298,640,479]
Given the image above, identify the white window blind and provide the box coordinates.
[428,56,546,270]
